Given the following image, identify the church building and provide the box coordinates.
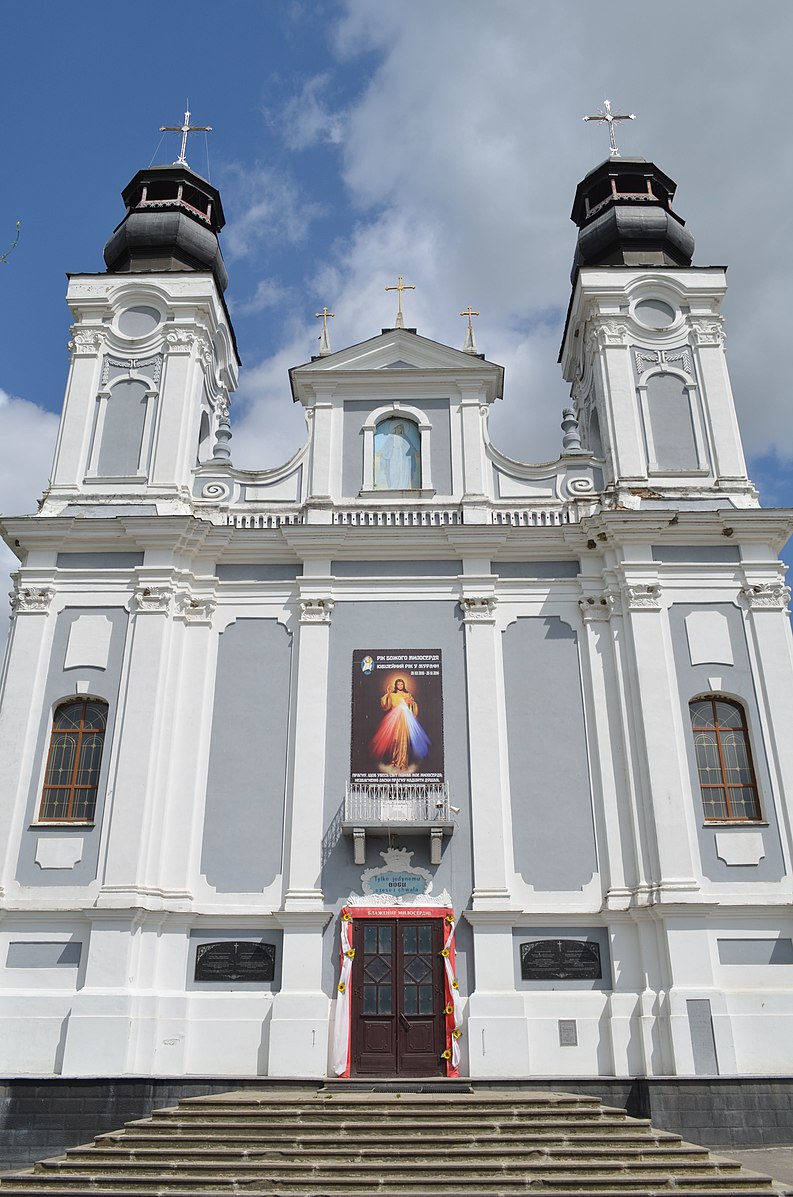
[1,136,793,1091]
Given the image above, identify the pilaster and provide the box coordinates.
[617,574,700,899]
[460,590,512,908]
[282,593,335,909]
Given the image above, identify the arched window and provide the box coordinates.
[689,697,760,821]
[39,699,108,822]
[373,417,421,490]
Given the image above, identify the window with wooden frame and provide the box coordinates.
[38,699,108,822]
[689,696,761,821]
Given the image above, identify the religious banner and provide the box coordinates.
[351,650,444,784]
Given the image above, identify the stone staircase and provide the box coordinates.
[0,1089,788,1196]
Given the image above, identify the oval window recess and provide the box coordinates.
[117,305,162,338]
[634,298,676,329]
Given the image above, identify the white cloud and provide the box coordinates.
[231,277,292,317]
[0,388,59,614]
[221,164,323,261]
[235,0,793,475]
[281,74,347,150]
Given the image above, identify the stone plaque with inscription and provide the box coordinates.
[520,939,601,981]
[194,941,276,983]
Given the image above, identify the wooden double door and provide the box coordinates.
[350,917,446,1076]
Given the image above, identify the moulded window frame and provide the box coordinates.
[85,371,159,483]
[35,696,109,826]
[360,403,434,497]
[689,694,763,824]
[637,364,710,477]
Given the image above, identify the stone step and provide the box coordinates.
[0,1175,781,1195]
[44,1154,737,1176]
[78,1143,709,1164]
[141,1109,649,1127]
[0,1189,785,1197]
[104,1128,684,1147]
[0,1089,785,1196]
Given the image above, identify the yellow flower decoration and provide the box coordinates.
[440,948,450,958]
[345,949,355,959]
[445,913,454,925]
[451,979,459,989]
[445,1003,454,1015]
[337,982,346,994]
[452,1029,462,1040]
[342,912,352,921]
[441,1049,452,1060]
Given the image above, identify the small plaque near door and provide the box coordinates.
[520,939,601,981]
[194,941,276,983]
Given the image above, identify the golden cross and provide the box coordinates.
[160,103,212,168]
[385,275,416,328]
[459,305,480,329]
[315,306,335,333]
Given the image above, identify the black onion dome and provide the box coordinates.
[103,164,228,292]
[570,157,695,277]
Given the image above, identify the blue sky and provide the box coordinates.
[2,1,792,571]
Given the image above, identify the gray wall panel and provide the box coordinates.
[717,938,793,966]
[493,561,580,579]
[331,560,461,578]
[668,603,785,882]
[503,617,596,891]
[6,942,82,968]
[342,399,453,497]
[56,553,145,569]
[652,546,740,564]
[687,999,719,1075]
[215,564,302,581]
[201,618,292,893]
[15,607,128,888]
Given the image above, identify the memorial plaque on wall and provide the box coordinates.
[351,650,444,784]
[194,941,276,983]
[520,939,601,981]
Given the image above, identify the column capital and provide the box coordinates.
[9,581,55,615]
[741,581,791,612]
[130,583,174,614]
[622,582,662,611]
[578,590,618,622]
[174,592,217,625]
[460,595,497,624]
[300,597,335,624]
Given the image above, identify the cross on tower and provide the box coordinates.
[582,99,635,158]
[385,275,416,329]
[460,305,480,355]
[315,306,335,356]
[160,105,213,169]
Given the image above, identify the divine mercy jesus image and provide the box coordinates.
[369,677,431,773]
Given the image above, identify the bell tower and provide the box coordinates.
[43,159,238,515]
[559,156,757,509]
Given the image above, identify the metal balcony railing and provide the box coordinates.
[344,780,451,824]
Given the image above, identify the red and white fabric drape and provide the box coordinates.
[331,905,463,1078]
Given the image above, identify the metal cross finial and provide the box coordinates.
[583,99,635,158]
[385,275,416,329]
[460,305,480,354]
[315,306,335,333]
[315,306,335,356]
[160,104,213,168]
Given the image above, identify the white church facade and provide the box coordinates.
[1,150,793,1085]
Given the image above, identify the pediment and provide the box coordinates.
[293,329,501,374]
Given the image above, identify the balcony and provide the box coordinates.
[342,780,455,865]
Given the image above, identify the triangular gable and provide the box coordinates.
[289,328,503,402]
